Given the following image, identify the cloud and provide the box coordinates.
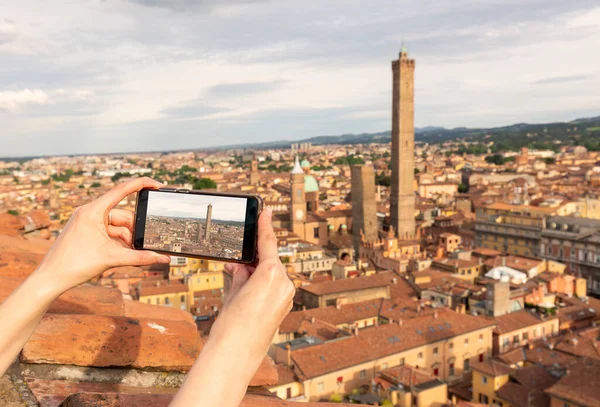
[161,102,230,118]
[532,75,593,85]
[127,0,269,13]
[206,80,286,98]
[0,89,49,110]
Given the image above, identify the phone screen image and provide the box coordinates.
[142,190,249,261]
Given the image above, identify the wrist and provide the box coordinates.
[29,262,71,302]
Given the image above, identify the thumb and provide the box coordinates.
[111,248,171,267]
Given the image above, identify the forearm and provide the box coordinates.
[0,267,63,374]
[170,316,271,407]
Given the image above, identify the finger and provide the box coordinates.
[256,207,278,262]
[108,225,133,247]
[93,177,163,213]
[111,248,171,267]
[224,263,250,304]
[108,209,135,232]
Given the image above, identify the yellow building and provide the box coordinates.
[492,310,559,355]
[375,365,448,407]
[471,360,513,405]
[475,203,560,257]
[137,281,190,311]
[273,308,496,402]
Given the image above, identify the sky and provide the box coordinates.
[147,191,247,222]
[1,0,599,157]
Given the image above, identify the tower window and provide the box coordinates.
[314,227,319,238]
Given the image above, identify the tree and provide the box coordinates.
[334,155,365,166]
[79,184,85,189]
[194,178,217,190]
[7,210,18,216]
[329,393,343,403]
[41,179,50,185]
[458,183,468,193]
[90,182,102,188]
[485,154,505,165]
[414,168,420,175]
[543,157,556,165]
[375,173,391,187]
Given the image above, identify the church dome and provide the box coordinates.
[304,175,319,192]
[300,159,311,169]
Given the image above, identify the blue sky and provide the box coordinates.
[0,0,599,156]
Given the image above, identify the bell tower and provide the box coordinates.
[290,156,306,238]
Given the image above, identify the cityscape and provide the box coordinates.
[143,193,247,260]
[1,1,600,407]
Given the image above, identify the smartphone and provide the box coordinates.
[133,188,262,264]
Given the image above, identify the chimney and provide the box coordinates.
[433,311,438,319]
[310,316,316,324]
[286,343,292,367]
[302,305,307,311]
[502,257,506,267]
[398,319,403,327]
[354,325,359,336]
[392,278,398,285]
[336,303,342,310]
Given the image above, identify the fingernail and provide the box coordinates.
[265,207,273,220]
[224,263,234,272]
[158,255,171,264]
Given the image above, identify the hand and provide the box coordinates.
[213,207,295,367]
[34,177,171,295]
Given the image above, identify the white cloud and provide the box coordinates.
[0,89,49,110]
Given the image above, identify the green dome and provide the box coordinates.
[304,175,319,192]
[300,159,311,168]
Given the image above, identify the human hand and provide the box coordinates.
[210,207,295,368]
[34,177,171,295]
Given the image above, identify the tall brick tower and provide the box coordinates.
[390,45,416,240]
[290,156,306,238]
[351,165,378,255]
[204,204,213,241]
[250,154,259,185]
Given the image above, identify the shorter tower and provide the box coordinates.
[290,156,306,238]
[204,204,213,241]
[196,221,203,242]
[351,165,378,255]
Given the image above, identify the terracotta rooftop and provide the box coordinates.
[545,358,600,407]
[493,310,555,335]
[290,308,495,379]
[299,271,394,296]
[471,359,514,377]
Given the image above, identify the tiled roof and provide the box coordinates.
[493,310,555,334]
[290,308,495,379]
[471,359,514,377]
[138,282,188,296]
[299,271,394,296]
[545,359,600,407]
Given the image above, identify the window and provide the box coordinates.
[286,387,292,399]
[146,299,151,304]
[180,295,185,303]
[479,353,484,362]
[542,327,546,336]
[434,367,439,376]
[313,227,319,238]
[449,363,455,376]
[533,328,538,338]
[418,352,423,359]
[400,357,405,366]
[480,394,489,404]
[156,298,160,305]
[513,335,520,344]
[434,347,439,355]
[317,382,324,392]
[523,332,529,341]
[482,375,488,384]
[449,342,454,350]
[464,358,470,371]
[212,276,216,282]
[360,369,367,379]
[165,297,170,305]
[464,338,469,346]
[479,334,484,343]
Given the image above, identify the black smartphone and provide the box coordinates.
[133,188,262,264]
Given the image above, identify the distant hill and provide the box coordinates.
[233,115,600,152]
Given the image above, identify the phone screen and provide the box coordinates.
[135,190,258,262]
